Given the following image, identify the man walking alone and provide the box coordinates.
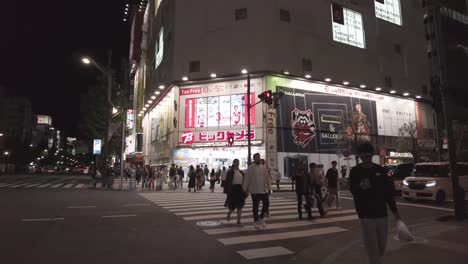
[350,142,401,264]
[243,153,271,229]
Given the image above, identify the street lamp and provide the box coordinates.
[81,52,113,177]
[0,133,3,137]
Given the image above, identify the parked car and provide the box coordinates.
[387,163,414,193]
[402,162,468,203]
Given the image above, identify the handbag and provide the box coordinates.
[396,220,414,242]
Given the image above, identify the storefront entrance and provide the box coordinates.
[173,146,265,171]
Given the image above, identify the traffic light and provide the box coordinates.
[258,90,273,105]
[227,135,234,147]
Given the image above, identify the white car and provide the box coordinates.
[402,162,468,203]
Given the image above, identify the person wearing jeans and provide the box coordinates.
[350,142,401,264]
[243,153,271,229]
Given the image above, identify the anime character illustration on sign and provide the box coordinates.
[290,108,316,148]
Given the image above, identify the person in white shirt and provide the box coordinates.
[243,153,271,229]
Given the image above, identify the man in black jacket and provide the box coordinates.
[292,161,313,220]
[350,142,401,264]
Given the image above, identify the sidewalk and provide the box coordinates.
[295,214,468,264]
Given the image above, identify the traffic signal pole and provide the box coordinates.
[247,74,252,165]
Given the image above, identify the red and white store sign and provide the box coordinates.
[185,93,256,128]
[181,130,256,145]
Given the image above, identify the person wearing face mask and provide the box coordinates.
[350,142,401,264]
[243,153,271,229]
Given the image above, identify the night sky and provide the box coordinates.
[0,0,131,137]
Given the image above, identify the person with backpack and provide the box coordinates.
[310,163,326,216]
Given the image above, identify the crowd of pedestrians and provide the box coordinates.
[112,142,403,263]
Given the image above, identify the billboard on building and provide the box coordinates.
[374,0,402,26]
[270,77,419,154]
[331,3,365,49]
[37,115,52,125]
[178,79,263,144]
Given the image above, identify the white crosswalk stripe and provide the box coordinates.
[139,192,357,260]
[0,177,90,190]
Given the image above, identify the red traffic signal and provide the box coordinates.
[258,90,273,105]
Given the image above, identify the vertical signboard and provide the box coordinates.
[93,139,102,155]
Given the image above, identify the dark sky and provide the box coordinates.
[0,0,131,137]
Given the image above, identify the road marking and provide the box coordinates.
[154,198,283,207]
[51,183,64,188]
[101,214,137,218]
[237,246,294,259]
[206,215,358,235]
[24,183,43,188]
[63,183,74,188]
[75,183,86,188]
[123,203,151,207]
[218,226,347,245]
[219,209,356,224]
[183,208,350,221]
[67,206,97,209]
[175,204,302,216]
[38,183,53,188]
[340,197,454,212]
[168,201,297,212]
[21,218,64,222]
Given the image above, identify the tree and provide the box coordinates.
[336,110,373,164]
[396,121,421,162]
[452,120,468,161]
[78,72,130,168]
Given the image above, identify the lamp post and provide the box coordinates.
[82,51,113,180]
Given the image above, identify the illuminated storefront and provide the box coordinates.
[141,75,434,178]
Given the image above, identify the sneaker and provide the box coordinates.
[259,218,267,228]
[236,221,243,227]
[254,222,262,229]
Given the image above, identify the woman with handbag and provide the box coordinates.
[225,159,246,226]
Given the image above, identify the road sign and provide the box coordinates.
[93,139,102,155]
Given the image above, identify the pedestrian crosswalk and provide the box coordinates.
[0,176,91,190]
[139,192,358,260]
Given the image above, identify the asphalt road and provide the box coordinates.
[0,175,466,264]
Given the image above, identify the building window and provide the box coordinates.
[280,9,291,22]
[235,8,248,21]
[384,76,393,87]
[302,59,312,72]
[189,61,200,73]
[422,85,428,95]
[393,44,402,55]
[331,3,366,49]
[374,0,402,26]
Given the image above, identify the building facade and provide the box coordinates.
[128,0,436,177]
